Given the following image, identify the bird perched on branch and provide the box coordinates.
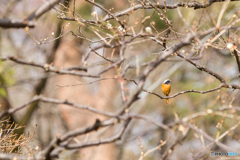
[162,79,171,104]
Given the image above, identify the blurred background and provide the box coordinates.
[1,0,240,159]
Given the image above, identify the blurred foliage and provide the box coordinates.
[0,60,14,98]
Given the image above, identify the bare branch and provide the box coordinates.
[27,0,62,21]
[0,19,36,28]
[192,121,240,159]
[56,78,115,87]
[41,118,131,159]
[66,118,130,149]
[40,118,104,159]
[0,0,62,28]
[233,49,240,77]
[176,52,226,83]
[1,56,99,78]
[0,96,40,120]
[85,0,125,28]
[65,65,87,72]
[2,1,240,159]
[128,114,171,131]
[98,59,125,75]
[185,122,238,152]
[0,96,116,120]
[176,52,240,89]
[103,0,240,21]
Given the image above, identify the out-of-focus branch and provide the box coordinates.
[176,52,240,89]
[40,96,116,117]
[66,118,130,149]
[56,78,115,87]
[1,56,99,78]
[41,118,131,159]
[41,118,103,159]
[128,114,171,131]
[192,121,240,159]
[139,137,171,160]
[176,52,226,83]
[82,33,147,62]
[0,154,36,160]
[27,0,62,21]
[233,49,240,77]
[13,19,64,137]
[0,96,116,120]
[85,0,125,28]
[0,0,62,28]
[185,122,238,152]
[0,19,36,28]
[182,107,240,122]
[98,59,125,75]
[64,65,87,72]
[161,129,189,160]
[0,96,40,120]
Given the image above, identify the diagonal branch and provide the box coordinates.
[0,0,62,28]
[186,122,238,152]
[0,96,40,120]
[43,118,131,159]
[40,118,105,159]
[176,52,240,90]
[65,118,130,149]
[27,0,62,21]
[192,121,240,159]
[98,59,125,75]
[85,0,125,28]
[176,52,226,83]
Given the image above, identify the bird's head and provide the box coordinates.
[162,79,171,85]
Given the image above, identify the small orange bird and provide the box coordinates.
[162,79,171,104]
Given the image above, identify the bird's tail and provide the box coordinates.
[166,99,169,104]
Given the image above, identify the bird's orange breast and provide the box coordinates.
[162,84,171,96]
